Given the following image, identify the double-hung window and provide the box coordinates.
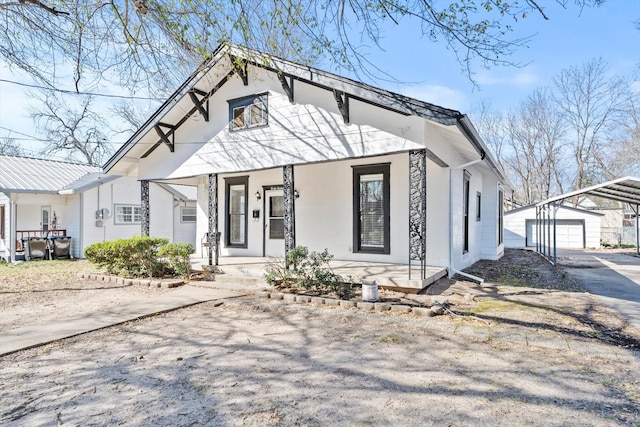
[115,204,142,225]
[353,164,390,254]
[463,170,471,253]
[181,206,197,223]
[225,176,248,248]
[228,94,268,131]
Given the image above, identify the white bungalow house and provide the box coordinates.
[0,155,196,261]
[102,44,509,288]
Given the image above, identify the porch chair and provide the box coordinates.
[27,238,48,260]
[52,237,72,259]
[201,233,209,258]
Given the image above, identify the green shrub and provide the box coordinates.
[84,236,168,277]
[157,243,194,280]
[265,246,344,296]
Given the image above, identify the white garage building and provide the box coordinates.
[504,204,602,249]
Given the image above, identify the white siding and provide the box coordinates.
[80,177,183,256]
[194,152,501,269]
[65,194,82,257]
[173,202,197,248]
[137,69,426,181]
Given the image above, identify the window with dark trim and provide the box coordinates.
[0,205,5,239]
[228,93,268,131]
[498,186,504,245]
[463,170,471,253]
[476,191,482,221]
[225,176,248,248]
[353,164,390,254]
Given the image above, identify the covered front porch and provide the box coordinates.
[190,256,448,293]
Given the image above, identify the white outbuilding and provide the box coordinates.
[504,204,603,249]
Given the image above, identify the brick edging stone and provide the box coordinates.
[78,272,184,289]
[257,291,442,317]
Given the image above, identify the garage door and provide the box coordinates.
[526,220,584,248]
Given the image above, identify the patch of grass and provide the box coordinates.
[0,259,96,277]
[379,333,403,344]
[472,300,520,314]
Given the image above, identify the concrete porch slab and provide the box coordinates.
[190,256,447,293]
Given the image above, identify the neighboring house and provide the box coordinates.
[0,155,196,261]
[504,204,603,249]
[103,44,509,285]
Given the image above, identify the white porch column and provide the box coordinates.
[141,180,150,236]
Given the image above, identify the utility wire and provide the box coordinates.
[0,78,163,101]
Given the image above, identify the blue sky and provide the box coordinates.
[378,1,640,112]
[1,1,639,158]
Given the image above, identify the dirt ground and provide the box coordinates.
[1,250,640,426]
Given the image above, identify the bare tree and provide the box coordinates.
[474,92,566,205]
[502,89,567,204]
[552,58,630,196]
[29,93,113,166]
[472,100,508,164]
[607,94,640,177]
[0,0,603,95]
[0,137,25,156]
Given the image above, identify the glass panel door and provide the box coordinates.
[264,189,285,257]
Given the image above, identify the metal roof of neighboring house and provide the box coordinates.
[536,177,640,207]
[59,172,119,194]
[0,155,99,194]
[157,183,197,202]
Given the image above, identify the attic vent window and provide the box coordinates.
[228,93,268,131]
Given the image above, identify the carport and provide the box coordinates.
[536,177,640,265]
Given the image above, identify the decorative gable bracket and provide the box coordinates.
[278,73,294,103]
[333,90,350,124]
[155,122,176,153]
[188,88,210,121]
[230,55,248,86]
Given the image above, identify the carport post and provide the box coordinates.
[536,206,540,253]
[543,205,547,257]
[547,204,552,260]
[635,204,639,256]
[552,202,558,266]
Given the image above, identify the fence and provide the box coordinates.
[601,227,638,247]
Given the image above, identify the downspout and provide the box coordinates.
[448,157,485,284]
